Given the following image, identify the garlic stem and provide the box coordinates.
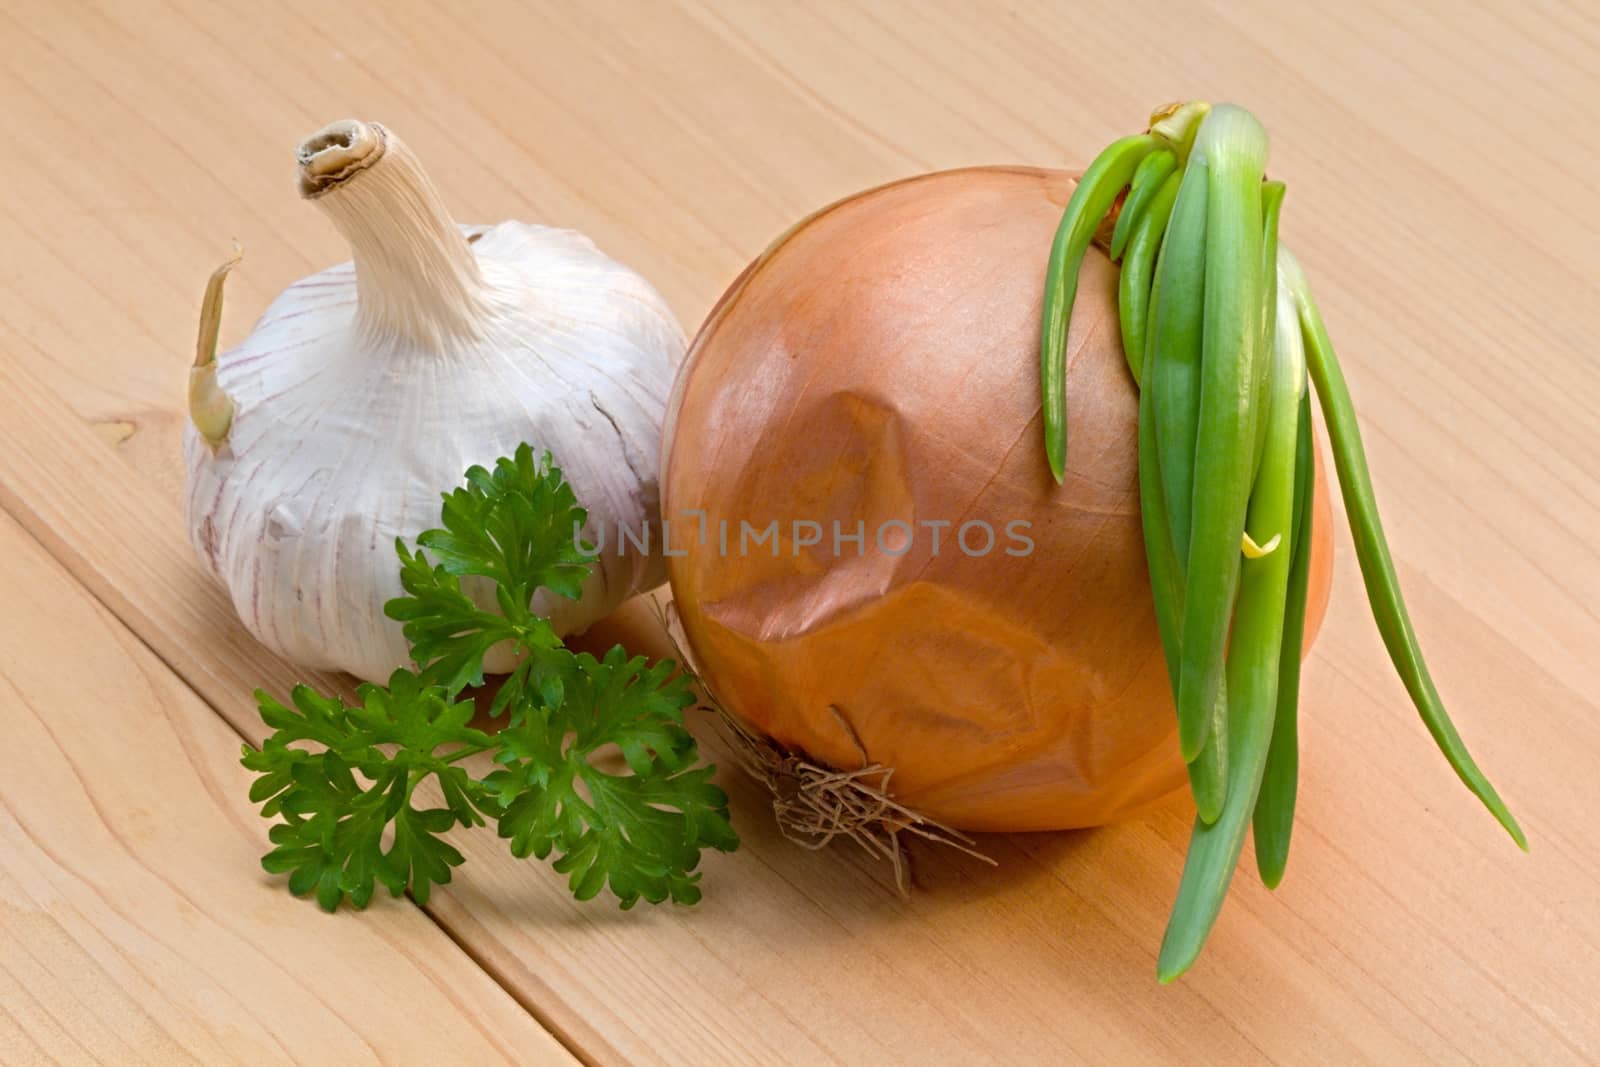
[297,120,489,350]
[189,242,243,446]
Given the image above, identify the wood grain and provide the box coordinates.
[0,508,575,1065]
[1,0,1598,1064]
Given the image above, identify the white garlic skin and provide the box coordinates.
[185,126,683,682]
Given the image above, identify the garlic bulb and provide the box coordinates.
[184,120,684,682]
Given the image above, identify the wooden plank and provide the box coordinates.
[0,0,1598,1062]
[0,507,575,1065]
[2,293,1597,1064]
[0,0,1593,724]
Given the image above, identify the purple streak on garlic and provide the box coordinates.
[183,120,683,682]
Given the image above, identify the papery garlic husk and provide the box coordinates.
[184,120,684,682]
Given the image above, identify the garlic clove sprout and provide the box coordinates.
[184,120,684,682]
[188,242,243,448]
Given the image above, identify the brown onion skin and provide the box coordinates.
[663,166,1334,832]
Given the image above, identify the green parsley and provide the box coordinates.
[242,445,738,911]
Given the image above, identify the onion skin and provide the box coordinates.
[663,166,1333,832]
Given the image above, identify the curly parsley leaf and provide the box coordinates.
[424,444,594,604]
[483,647,738,907]
[385,445,590,702]
[386,543,539,698]
[248,445,737,913]
[242,672,490,911]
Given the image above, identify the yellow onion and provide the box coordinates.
[662,166,1333,832]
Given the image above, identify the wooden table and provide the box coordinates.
[2,1,1596,1063]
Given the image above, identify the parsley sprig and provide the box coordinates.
[242,445,737,912]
